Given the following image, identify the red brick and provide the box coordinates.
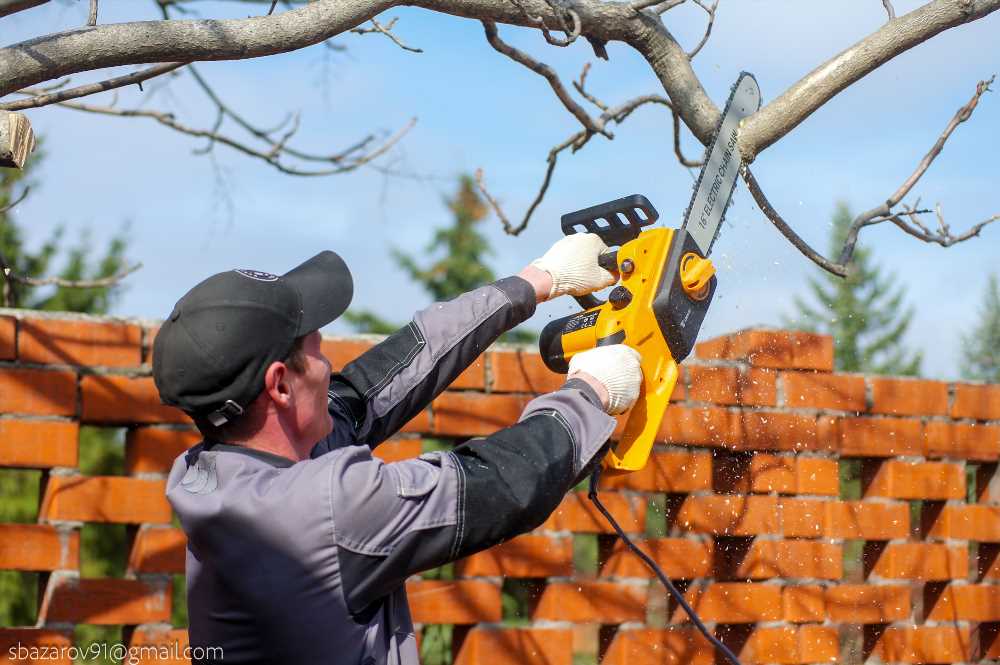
[542,492,646,534]
[825,585,909,623]
[783,585,825,623]
[779,499,829,538]
[451,355,486,390]
[0,524,78,571]
[18,318,142,368]
[599,450,711,493]
[400,408,431,434]
[872,626,972,664]
[928,504,1000,541]
[926,584,1000,622]
[490,349,564,394]
[0,316,14,360]
[0,630,72,663]
[81,375,190,425]
[432,392,529,437]
[0,368,76,416]
[125,427,199,474]
[871,377,948,416]
[456,534,572,577]
[40,577,171,624]
[864,460,965,499]
[372,438,423,463]
[601,538,712,580]
[952,383,1000,420]
[822,501,910,539]
[128,627,190,665]
[658,406,735,447]
[40,476,171,524]
[406,579,501,624]
[870,543,966,581]
[783,371,866,411]
[676,495,779,536]
[674,583,781,623]
[732,540,842,580]
[695,329,833,371]
[0,420,78,468]
[602,628,713,665]
[924,421,1000,460]
[797,457,840,496]
[832,416,922,457]
[129,528,186,573]
[534,581,646,623]
[320,336,374,370]
[687,366,776,407]
[736,411,819,452]
[740,625,839,664]
[454,629,572,665]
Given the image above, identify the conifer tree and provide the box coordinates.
[961,274,1000,382]
[788,202,922,375]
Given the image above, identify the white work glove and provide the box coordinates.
[568,345,642,415]
[531,233,617,299]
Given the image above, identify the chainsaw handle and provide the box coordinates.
[573,250,619,310]
[560,194,659,247]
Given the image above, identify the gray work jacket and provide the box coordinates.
[166,277,616,664]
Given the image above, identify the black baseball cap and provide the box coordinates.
[152,251,353,425]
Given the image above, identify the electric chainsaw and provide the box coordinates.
[540,72,761,475]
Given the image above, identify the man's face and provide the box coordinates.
[287,331,334,445]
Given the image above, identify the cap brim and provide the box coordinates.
[283,250,353,335]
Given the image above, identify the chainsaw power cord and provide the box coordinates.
[587,466,744,665]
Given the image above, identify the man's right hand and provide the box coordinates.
[567,345,642,415]
[529,233,617,300]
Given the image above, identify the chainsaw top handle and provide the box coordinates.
[560,194,659,310]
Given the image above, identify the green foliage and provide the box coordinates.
[346,174,537,343]
[787,202,922,375]
[960,273,1000,382]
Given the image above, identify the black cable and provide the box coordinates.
[588,466,744,665]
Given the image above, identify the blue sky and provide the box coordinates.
[4,1,999,379]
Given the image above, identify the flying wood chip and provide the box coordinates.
[0,111,36,170]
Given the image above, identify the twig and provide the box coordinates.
[267,0,278,15]
[881,0,895,21]
[4,262,143,288]
[351,17,423,53]
[2,63,185,111]
[0,185,29,215]
[687,0,718,59]
[480,93,672,235]
[573,62,608,112]
[629,0,682,12]
[87,0,97,25]
[482,21,610,138]
[672,109,703,167]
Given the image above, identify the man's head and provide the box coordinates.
[153,251,352,446]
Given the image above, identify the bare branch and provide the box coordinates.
[0,0,48,18]
[886,75,994,208]
[267,0,278,14]
[87,0,98,26]
[629,0,683,13]
[1,63,186,111]
[4,262,143,288]
[686,0,717,59]
[539,8,582,47]
[351,17,424,53]
[0,185,29,215]
[882,0,896,20]
[573,62,607,112]
[672,108,702,167]
[482,21,609,138]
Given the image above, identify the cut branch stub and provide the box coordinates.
[0,111,35,169]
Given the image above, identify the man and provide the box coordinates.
[154,235,642,664]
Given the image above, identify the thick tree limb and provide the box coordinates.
[1,63,185,111]
[739,0,1000,162]
[0,0,48,18]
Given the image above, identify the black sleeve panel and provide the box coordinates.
[450,412,577,558]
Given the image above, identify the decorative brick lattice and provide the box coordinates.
[1,311,999,664]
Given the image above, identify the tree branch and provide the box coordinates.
[0,63,186,111]
[350,16,424,52]
[3,262,143,289]
[88,0,98,26]
[686,0,717,59]
[0,0,48,18]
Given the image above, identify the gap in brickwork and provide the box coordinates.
[171,573,187,628]
[842,539,864,582]
[501,578,544,624]
[0,570,39,627]
[78,427,126,476]
[645,494,667,537]
[0,468,41,522]
[840,623,863,665]
[74,625,122,665]
[80,524,128,578]
[573,533,598,577]
[839,459,862,499]
[420,624,453,665]
[909,500,923,539]
[977,461,998,503]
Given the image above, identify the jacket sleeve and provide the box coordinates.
[326,276,536,447]
[332,379,615,617]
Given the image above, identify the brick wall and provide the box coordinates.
[1,310,999,664]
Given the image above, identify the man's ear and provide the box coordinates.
[264,361,293,409]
